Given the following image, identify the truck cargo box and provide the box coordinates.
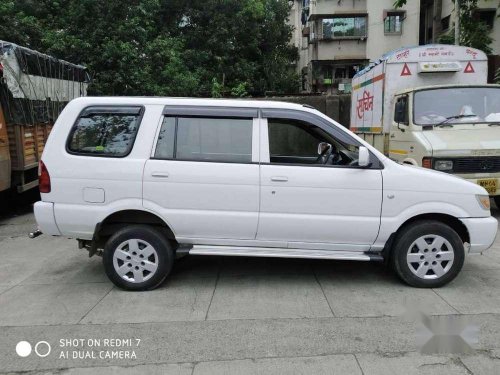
[0,41,89,193]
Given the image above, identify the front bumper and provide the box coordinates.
[460,216,498,253]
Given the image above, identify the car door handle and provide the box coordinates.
[151,172,169,178]
[271,176,288,182]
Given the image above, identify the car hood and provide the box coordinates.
[421,127,500,157]
[387,160,487,195]
[381,160,490,217]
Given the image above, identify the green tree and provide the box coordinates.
[159,0,298,95]
[394,0,494,54]
[0,0,44,47]
[437,1,493,54]
[0,0,298,96]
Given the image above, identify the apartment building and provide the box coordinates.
[290,0,500,93]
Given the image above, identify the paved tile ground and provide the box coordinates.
[0,200,498,374]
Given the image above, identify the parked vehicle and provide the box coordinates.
[350,45,500,208]
[0,41,88,194]
[34,97,497,290]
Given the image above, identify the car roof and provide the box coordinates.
[75,96,309,111]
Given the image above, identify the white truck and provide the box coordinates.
[351,44,500,207]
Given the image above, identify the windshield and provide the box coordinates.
[413,87,500,125]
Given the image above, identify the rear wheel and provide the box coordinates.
[103,225,174,291]
[391,221,465,288]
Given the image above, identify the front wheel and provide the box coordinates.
[103,225,174,291]
[391,221,465,288]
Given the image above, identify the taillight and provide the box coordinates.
[422,157,432,169]
[38,160,51,193]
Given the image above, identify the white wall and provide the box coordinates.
[366,0,420,61]
[310,0,367,15]
[316,39,367,60]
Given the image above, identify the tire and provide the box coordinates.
[494,196,500,210]
[103,225,174,291]
[391,220,465,288]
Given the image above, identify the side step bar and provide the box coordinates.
[189,245,383,261]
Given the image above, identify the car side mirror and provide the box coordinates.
[394,97,409,131]
[358,146,370,167]
[394,102,404,123]
[317,142,332,155]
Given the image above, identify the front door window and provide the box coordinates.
[268,119,363,167]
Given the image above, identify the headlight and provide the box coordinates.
[476,195,491,210]
[434,160,453,171]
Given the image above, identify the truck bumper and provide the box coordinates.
[459,175,500,197]
[34,201,61,236]
[460,216,498,253]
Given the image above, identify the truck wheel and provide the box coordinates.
[103,225,174,291]
[391,221,464,288]
[494,196,500,210]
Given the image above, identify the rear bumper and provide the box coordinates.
[34,201,61,236]
[460,216,498,253]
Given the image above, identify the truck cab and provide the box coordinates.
[389,84,500,204]
[351,45,500,206]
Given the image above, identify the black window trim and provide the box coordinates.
[66,105,145,158]
[152,114,255,164]
[394,94,409,125]
[162,105,258,118]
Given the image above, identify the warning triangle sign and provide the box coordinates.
[464,62,475,73]
[401,63,411,76]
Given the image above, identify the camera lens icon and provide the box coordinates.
[15,341,31,357]
[16,341,51,358]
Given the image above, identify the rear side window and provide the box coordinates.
[67,106,143,157]
[154,117,253,163]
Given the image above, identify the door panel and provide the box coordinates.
[257,165,383,247]
[389,95,413,161]
[143,115,260,241]
[143,160,259,240]
[257,115,383,249]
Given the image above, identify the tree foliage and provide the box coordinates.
[437,0,493,54]
[0,0,299,96]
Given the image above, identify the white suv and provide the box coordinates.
[34,97,498,290]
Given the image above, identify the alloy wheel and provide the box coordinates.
[112,239,159,283]
[406,234,455,280]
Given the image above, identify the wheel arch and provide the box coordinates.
[402,158,418,166]
[95,209,177,246]
[382,212,470,261]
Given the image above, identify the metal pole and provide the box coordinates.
[455,0,460,45]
